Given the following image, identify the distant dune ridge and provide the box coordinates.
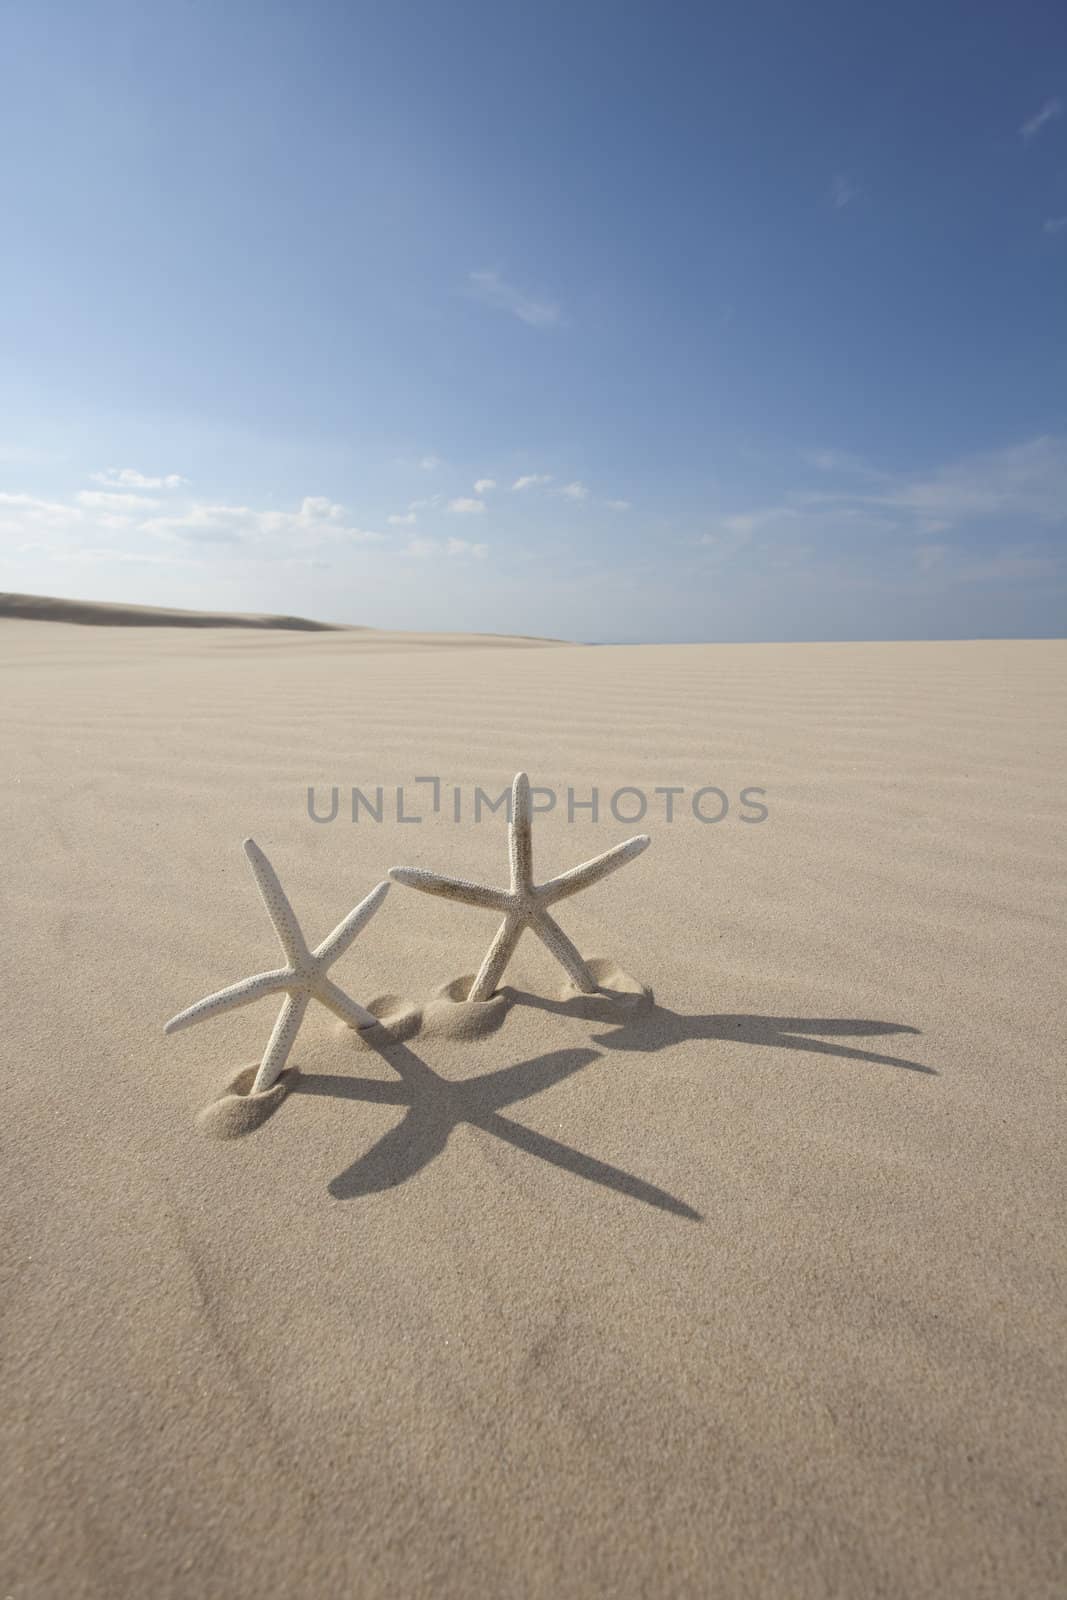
[0,590,347,630]
[0,590,566,645]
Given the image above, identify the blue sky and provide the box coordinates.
[2,0,1065,640]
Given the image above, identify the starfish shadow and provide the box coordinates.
[502,992,934,1075]
[293,1040,702,1219]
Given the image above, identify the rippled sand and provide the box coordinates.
[4,619,1064,1598]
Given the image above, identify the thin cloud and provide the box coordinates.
[77,489,161,511]
[91,467,185,489]
[1020,98,1062,140]
[606,500,631,511]
[0,491,82,527]
[405,535,489,558]
[916,542,1061,585]
[1043,216,1067,234]
[855,435,1067,524]
[468,270,560,328]
[512,474,552,491]
[473,478,496,494]
[388,511,417,525]
[802,448,887,480]
[829,174,862,209]
[52,544,193,567]
[560,481,589,501]
[142,495,386,547]
[447,497,487,515]
[742,434,1067,544]
[418,455,442,471]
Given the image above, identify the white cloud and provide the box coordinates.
[142,495,386,547]
[77,489,161,511]
[606,499,631,511]
[90,467,185,489]
[447,497,487,514]
[418,454,441,471]
[0,491,82,527]
[1020,98,1062,140]
[405,535,488,559]
[829,174,861,209]
[560,481,588,501]
[388,511,417,525]
[468,270,560,327]
[1043,216,1067,235]
[512,474,552,491]
[139,504,250,544]
[473,478,496,494]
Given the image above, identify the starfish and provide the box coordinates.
[390,771,649,1002]
[165,839,389,1093]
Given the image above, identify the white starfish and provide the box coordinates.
[165,839,389,1093]
[390,771,649,1002]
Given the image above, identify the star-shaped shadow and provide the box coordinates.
[293,1040,702,1219]
[502,993,934,1074]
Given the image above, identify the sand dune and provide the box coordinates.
[0,590,565,644]
[3,622,1064,1598]
[0,589,348,630]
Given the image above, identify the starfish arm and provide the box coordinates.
[251,992,309,1093]
[388,866,509,912]
[312,879,390,965]
[467,915,525,1002]
[541,834,650,903]
[314,976,379,1030]
[243,839,311,965]
[480,1113,701,1220]
[531,910,598,994]
[509,770,534,893]
[163,968,290,1035]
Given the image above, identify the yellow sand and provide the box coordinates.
[3,618,1065,1598]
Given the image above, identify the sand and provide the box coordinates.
[2,616,1065,1598]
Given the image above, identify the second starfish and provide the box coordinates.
[389,771,650,1002]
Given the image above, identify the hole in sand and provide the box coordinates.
[419,974,510,1039]
[555,957,653,1020]
[196,1064,291,1139]
[337,994,423,1050]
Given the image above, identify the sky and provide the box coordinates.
[1,0,1065,642]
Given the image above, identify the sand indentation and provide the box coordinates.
[554,957,653,1020]
[337,994,423,1049]
[420,975,511,1039]
[196,1064,292,1138]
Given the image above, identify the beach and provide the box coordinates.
[3,616,1065,1598]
